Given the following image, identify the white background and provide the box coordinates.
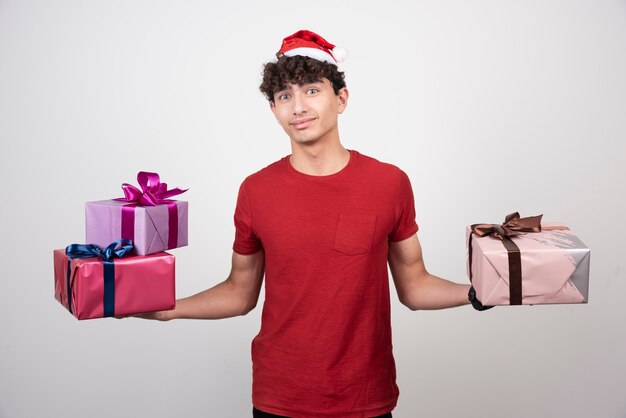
[1,1,625,417]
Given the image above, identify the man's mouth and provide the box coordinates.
[290,117,316,130]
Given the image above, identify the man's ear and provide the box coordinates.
[337,87,349,114]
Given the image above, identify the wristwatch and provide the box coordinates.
[468,286,494,311]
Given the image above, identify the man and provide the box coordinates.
[140,30,477,418]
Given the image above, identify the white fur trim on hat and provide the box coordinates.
[331,47,348,64]
[284,47,337,65]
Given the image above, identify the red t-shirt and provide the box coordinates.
[233,150,418,418]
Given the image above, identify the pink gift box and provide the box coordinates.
[53,249,175,320]
[466,225,590,306]
[85,199,188,256]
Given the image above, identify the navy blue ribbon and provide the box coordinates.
[65,240,134,317]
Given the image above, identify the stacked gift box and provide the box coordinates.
[53,172,187,320]
[466,212,590,306]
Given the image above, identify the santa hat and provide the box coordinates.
[276,30,348,65]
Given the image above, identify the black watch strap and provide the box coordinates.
[468,286,494,311]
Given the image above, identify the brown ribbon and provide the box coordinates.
[468,212,543,305]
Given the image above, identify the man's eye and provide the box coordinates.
[306,88,319,94]
[279,94,290,101]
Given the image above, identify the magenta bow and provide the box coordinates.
[117,171,187,206]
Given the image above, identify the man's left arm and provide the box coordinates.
[388,234,470,310]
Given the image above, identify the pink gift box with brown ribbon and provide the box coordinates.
[467,213,590,306]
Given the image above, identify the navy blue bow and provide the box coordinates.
[65,240,134,317]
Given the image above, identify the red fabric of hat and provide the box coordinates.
[277,30,345,65]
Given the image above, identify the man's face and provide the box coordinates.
[270,78,348,146]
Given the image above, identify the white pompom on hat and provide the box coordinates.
[276,30,348,65]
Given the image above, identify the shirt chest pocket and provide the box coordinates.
[333,213,378,255]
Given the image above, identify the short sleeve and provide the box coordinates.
[233,180,263,255]
[389,170,419,242]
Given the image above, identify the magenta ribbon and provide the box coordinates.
[116,172,187,249]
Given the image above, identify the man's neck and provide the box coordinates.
[289,141,350,176]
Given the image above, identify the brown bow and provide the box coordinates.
[469,212,543,306]
[471,212,543,239]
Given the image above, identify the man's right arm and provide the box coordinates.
[136,250,265,321]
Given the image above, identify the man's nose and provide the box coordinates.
[293,92,307,114]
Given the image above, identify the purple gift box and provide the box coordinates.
[85,172,188,256]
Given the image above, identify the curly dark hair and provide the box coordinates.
[259,55,346,103]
